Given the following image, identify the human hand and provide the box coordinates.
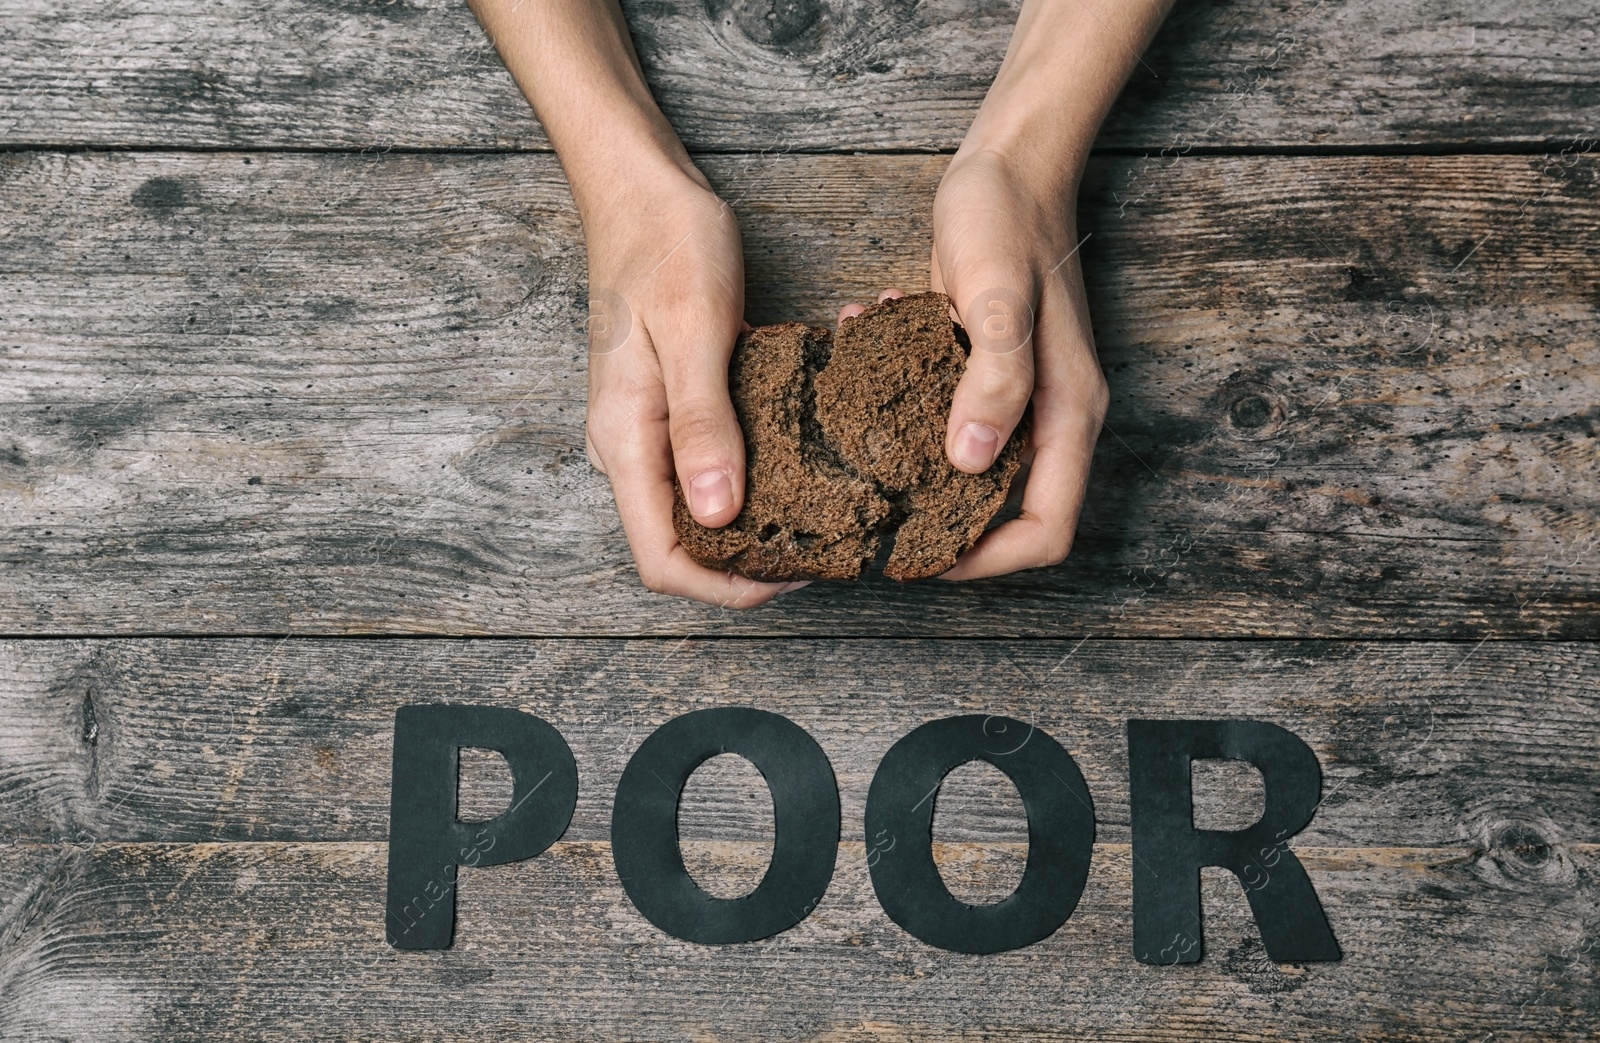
[471,0,1162,594]
[463,0,801,606]
[835,0,1172,581]
[838,149,1107,580]
[929,148,1107,579]
[582,170,800,607]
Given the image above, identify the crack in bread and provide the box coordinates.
[672,292,1028,582]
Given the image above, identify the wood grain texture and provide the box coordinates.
[3,0,1592,1036]
[3,633,1596,1034]
[3,151,1596,636]
[2,640,1595,850]
[2,638,1596,1038]
[2,0,1597,151]
[0,839,1595,1041]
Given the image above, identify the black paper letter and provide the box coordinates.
[864,715,1095,954]
[611,707,840,944]
[386,704,578,949]
[1127,719,1341,964]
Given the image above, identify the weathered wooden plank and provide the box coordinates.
[2,638,1595,1036]
[2,640,1595,851]
[0,839,1594,1041]
[1,0,1596,151]
[2,151,1596,636]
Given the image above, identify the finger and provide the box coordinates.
[940,314,1104,581]
[650,317,748,529]
[937,456,1090,580]
[938,407,1096,580]
[840,288,908,326]
[597,385,793,608]
[944,279,1037,474]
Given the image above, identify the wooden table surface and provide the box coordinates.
[2,1,1596,1039]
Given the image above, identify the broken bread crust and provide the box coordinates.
[817,292,1028,580]
[670,322,890,581]
[672,293,1028,582]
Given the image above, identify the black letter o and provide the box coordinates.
[611,707,839,944]
[865,715,1095,954]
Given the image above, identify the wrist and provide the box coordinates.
[563,131,715,236]
[954,78,1094,202]
[572,150,736,293]
[954,0,1174,191]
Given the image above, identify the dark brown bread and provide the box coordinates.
[817,292,1027,580]
[670,322,890,581]
[672,292,1027,582]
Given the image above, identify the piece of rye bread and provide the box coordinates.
[818,291,1029,579]
[670,321,891,581]
[672,292,1028,581]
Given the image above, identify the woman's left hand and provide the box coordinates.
[840,147,1108,579]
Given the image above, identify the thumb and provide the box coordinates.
[652,323,747,529]
[942,276,1037,473]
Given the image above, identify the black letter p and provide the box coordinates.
[386,705,578,949]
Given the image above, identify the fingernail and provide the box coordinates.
[953,423,1000,471]
[688,469,733,518]
[778,581,812,594]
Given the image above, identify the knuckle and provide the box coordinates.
[1087,374,1111,419]
[668,405,736,457]
[727,584,775,611]
[618,367,666,405]
[968,356,1036,409]
[1041,533,1075,568]
[653,303,737,353]
[582,421,609,470]
[594,373,666,434]
[584,404,627,450]
[583,412,614,451]
[636,564,670,595]
[643,270,741,322]
[962,286,1036,353]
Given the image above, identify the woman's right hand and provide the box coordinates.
[463,0,798,606]
[581,167,800,608]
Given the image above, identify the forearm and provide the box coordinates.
[960,0,1176,189]
[466,0,704,219]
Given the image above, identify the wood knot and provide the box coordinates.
[707,0,825,50]
[1495,824,1552,868]
[1466,809,1578,890]
[1229,394,1274,430]
[1217,379,1289,439]
[132,176,198,211]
